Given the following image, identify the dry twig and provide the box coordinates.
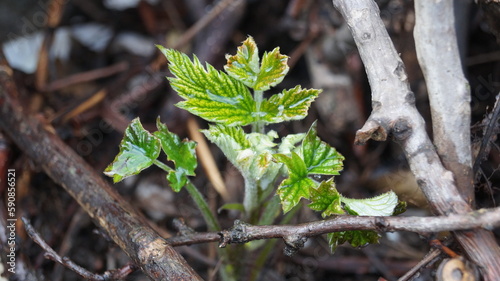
[23,218,139,281]
[163,207,500,247]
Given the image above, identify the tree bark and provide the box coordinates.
[0,67,202,281]
[331,0,500,279]
[414,0,474,204]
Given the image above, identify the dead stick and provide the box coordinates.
[43,61,129,92]
[0,67,202,280]
[163,208,500,247]
[23,217,138,281]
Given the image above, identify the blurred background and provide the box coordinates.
[1,0,499,280]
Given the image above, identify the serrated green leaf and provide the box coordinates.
[260,86,321,123]
[308,178,344,218]
[302,121,344,175]
[224,36,289,91]
[254,47,289,91]
[327,230,380,252]
[104,118,160,183]
[158,46,256,126]
[224,36,260,88]
[202,124,251,165]
[341,191,399,216]
[274,152,315,213]
[154,118,197,191]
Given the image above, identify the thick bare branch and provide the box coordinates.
[414,0,473,204]
[0,67,202,281]
[331,0,500,279]
[333,0,466,215]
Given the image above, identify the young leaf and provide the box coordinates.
[308,178,344,218]
[202,124,251,166]
[393,201,408,215]
[154,119,197,192]
[224,36,289,91]
[104,118,160,183]
[278,133,305,155]
[253,47,289,91]
[158,46,256,126]
[260,86,321,123]
[327,230,380,252]
[302,121,344,175]
[325,191,399,253]
[274,152,316,213]
[224,36,260,88]
[204,125,282,186]
[341,191,399,216]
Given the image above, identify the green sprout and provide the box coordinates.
[104,37,403,276]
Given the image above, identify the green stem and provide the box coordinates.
[243,177,258,220]
[154,160,220,231]
[252,90,265,133]
[153,160,172,174]
[249,203,300,281]
[185,182,221,231]
[154,160,236,280]
[247,89,264,218]
[257,196,281,225]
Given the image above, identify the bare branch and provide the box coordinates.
[22,218,139,281]
[331,0,500,279]
[414,0,473,203]
[332,0,466,215]
[0,66,202,280]
[164,207,500,247]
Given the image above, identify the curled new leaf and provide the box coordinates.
[308,178,344,218]
[204,125,282,189]
[104,118,161,183]
[202,124,251,167]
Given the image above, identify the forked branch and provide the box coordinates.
[331,0,500,279]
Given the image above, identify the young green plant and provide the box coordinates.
[104,36,403,258]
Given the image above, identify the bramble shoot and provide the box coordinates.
[104,36,402,256]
